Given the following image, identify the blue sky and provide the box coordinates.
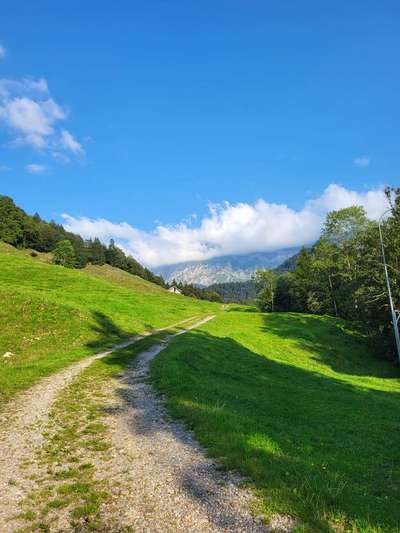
[0,1,399,265]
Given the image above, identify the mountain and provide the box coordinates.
[155,247,301,285]
[274,251,300,273]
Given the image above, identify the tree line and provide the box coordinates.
[0,195,166,287]
[0,195,226,303]
[254,187,400,360]
[169,280,222,302]
[208,280,257,304]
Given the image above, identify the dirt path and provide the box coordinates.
[0,315,198,530]
[93,315,275,532]
[0,315,294,532]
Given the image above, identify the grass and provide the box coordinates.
[18,329,177,531]
[151,309,400,532]
[0,242,218,407]
[4,239,400,531]
[18,349,114,531]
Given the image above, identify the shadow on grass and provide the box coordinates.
[86,310,154,352]
[99,317,400,532]
[261,312,399,379]
[101,331,268,532]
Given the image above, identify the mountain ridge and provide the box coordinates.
[154,247,301,285]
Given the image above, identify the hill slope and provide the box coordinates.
[152,309,400,532]
[0,243,218,407]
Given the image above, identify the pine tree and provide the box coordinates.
[89,238,106,265]
[52,240,76,268]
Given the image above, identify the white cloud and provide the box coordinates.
[0,78,48,99]
[26,163,46,174]
[0,164,10,171]
[59,129,83,155]
[1,97,65,137]
[0,44,5,59]
[306,183,386,219]
[62,184,388,268]
[354,156,370,167]
[0,76,83,157]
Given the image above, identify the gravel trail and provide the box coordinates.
[0,316,198,530]
[95,316,293,532]
[0,314,295,532]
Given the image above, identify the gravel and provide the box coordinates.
[0,317,197,531]
[0,315,296,532]
[96,316,295,532]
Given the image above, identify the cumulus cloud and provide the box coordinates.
[26,163,46,174]
[62,184,388,268]
[0,75,83,157]
[354,156,370,167]
[2,97,65,136]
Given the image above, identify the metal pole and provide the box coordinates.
[378,209,400,363]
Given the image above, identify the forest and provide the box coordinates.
[261,187,400,359]
[208,279,257,303]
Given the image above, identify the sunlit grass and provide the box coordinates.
[0,245,218,407]
[152,310,400,532]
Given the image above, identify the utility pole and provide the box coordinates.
[378,209,400,364]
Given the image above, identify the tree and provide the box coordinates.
[277,248,314,312]
[208,280,257,304]
[273,197,400,360]
[311,239,339,316]
[88,238,106,265]
[52,240,76,268]
[65,234,88,268]
[322,206,369,245]
[0,196,25,245]
[106,239,127,269]
[254,269,277,312]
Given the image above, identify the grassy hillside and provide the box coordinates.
[0,243,218,407]
[152,309,400,532]
[83,263,166,294]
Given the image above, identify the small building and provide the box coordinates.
[168,286,182,294]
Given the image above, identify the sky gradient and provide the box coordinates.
[0,1,399,265]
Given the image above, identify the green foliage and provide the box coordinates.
[275,193,400,359]
[0,195,166,287]
[105,239,127,269]
[88,238,106,265]
[208,280,257,303]
[0,195,30,246]
[253,268,277,312]
[152,309,400,532]
[169,280,223,303]
[52,240,76,268]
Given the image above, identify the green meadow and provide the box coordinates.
[0,243,217,406]
[2,242,400,532]
[151,309,400,532]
